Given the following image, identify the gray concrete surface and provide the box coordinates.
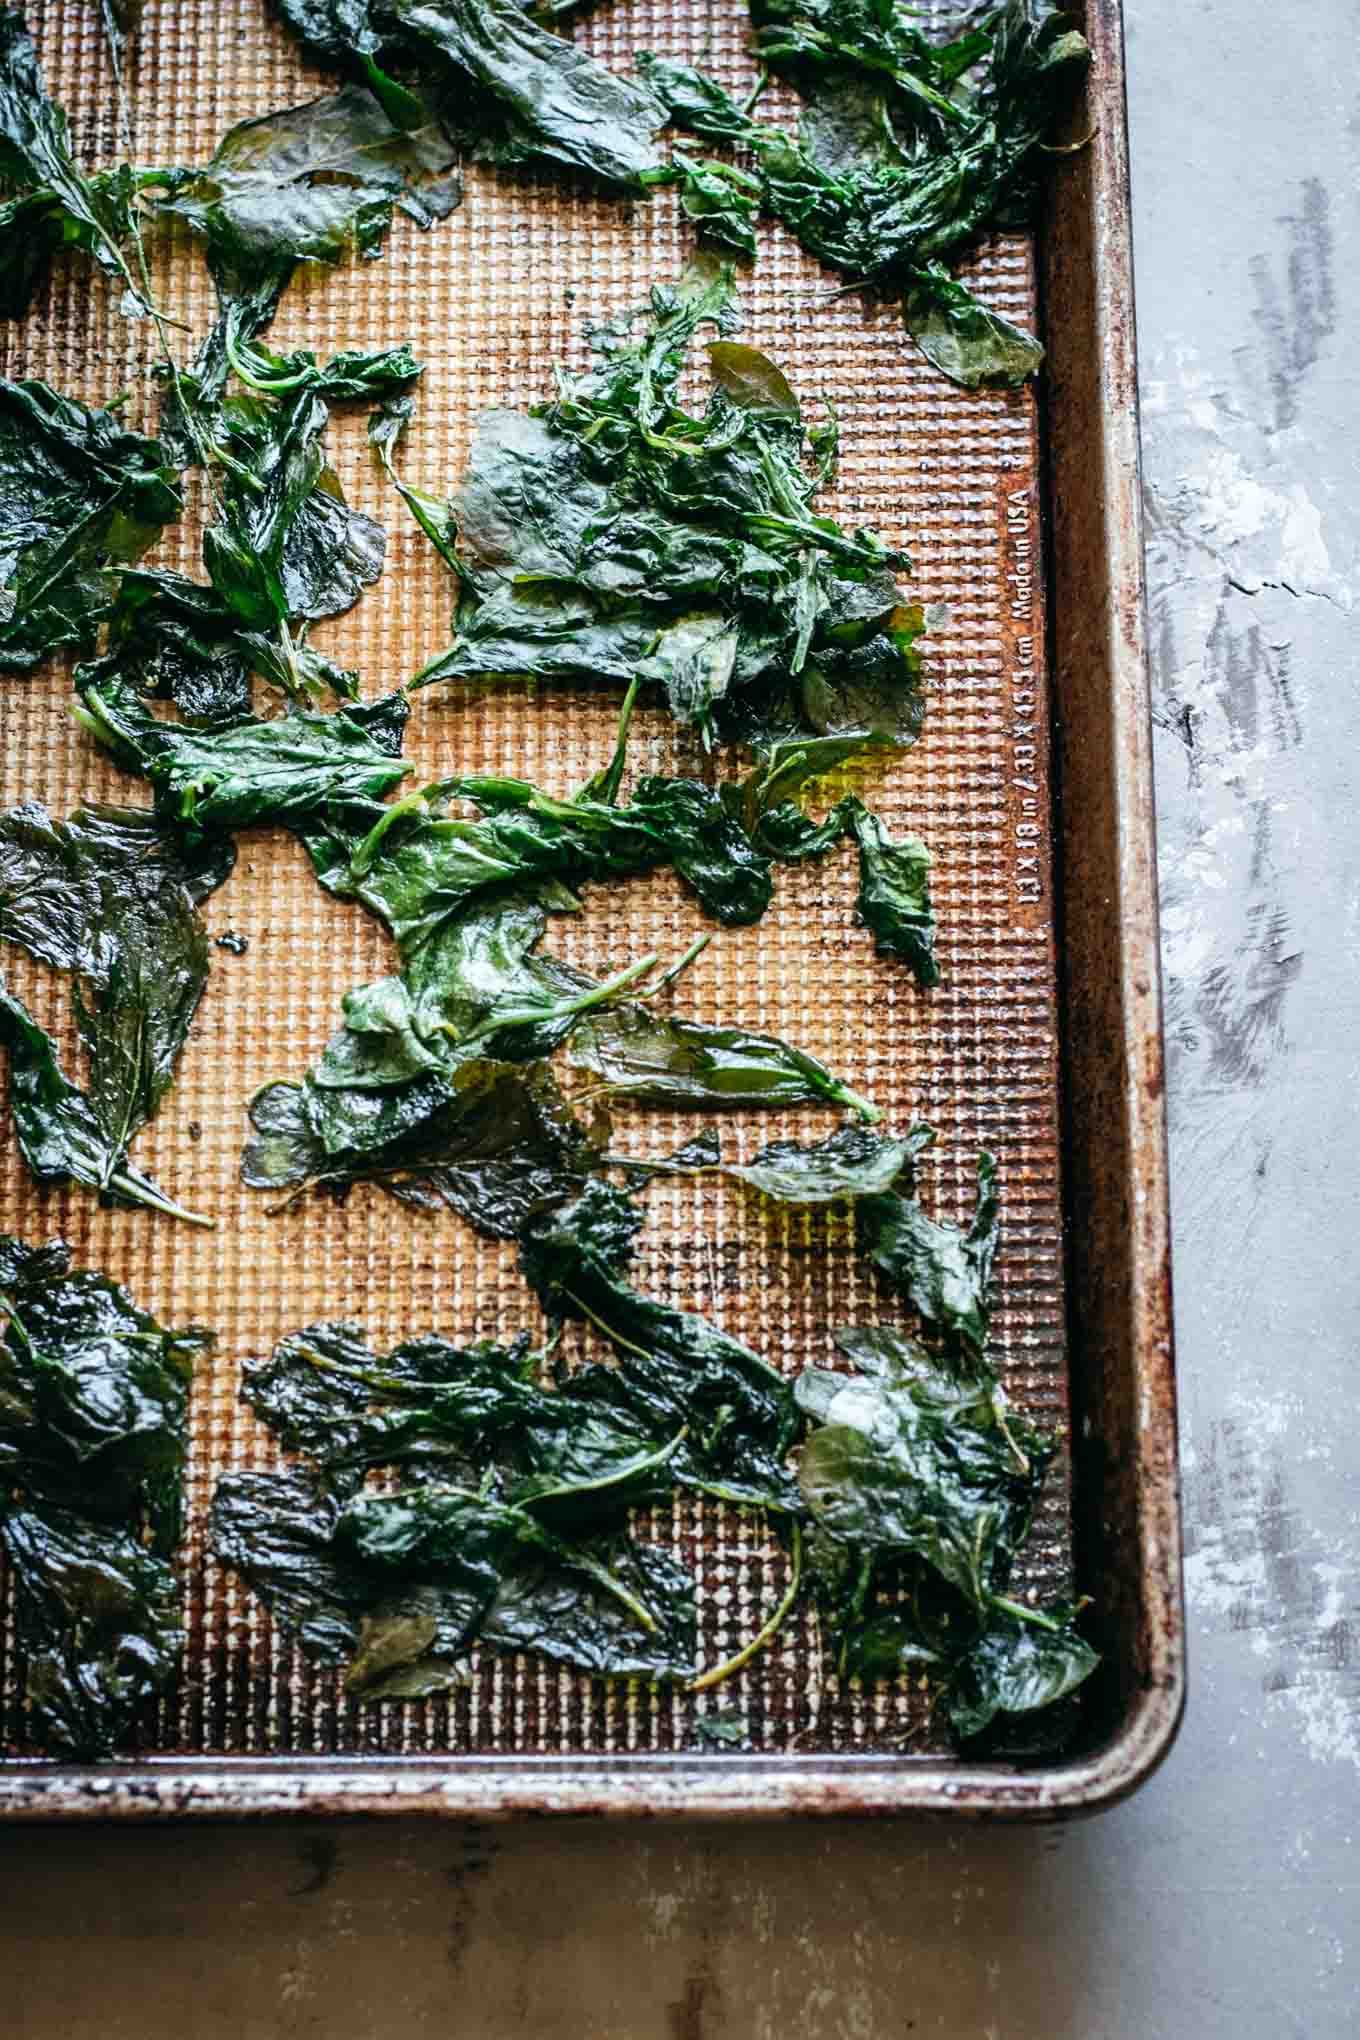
[4,1,1358,2032]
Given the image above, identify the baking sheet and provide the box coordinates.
[0,0,1070,1764]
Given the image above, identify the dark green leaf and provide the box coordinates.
[641,4,1089,388]
[74,674,410,832]
[727,1122,931,1203]
[663,153,760,261]
[416,267,918,748]
[0,979,210,1224]
[859,1151,999,1359]
[229,335,423,403]
[0,378,180,673]
[73,889,208,1176]
[241,1052,604,1237]
[569,1003,880,1121]
[846,796,938,986]
[209,1469,369,1658]
[213,1461,695,1689]
[154,84,461,310]
[0,802,234,981]
[0,1236,205,1755]
[521,1180,801,1511]
[368,395,461,573]
[0,800,227,1226]
[203,389,386,634]
[0,804,101,971]
[796,1322,1049,1611]
[902,262,1043,389]
[386,0,664,189]
[98,569,255,726]
[944,1605,1099,1740]
[706,340,800,416]
[337,1483,695,1680]
[0,1503,182,1758]
[479,1525,695,1680]
[0,8,148,316]
[0,1230,205,1536]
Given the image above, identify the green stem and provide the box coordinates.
[740,70,769,117]
[690,1524,803,1691]
[109,1169,216,1229]
[454,952,660,1045]
[562,1288,654,1365]
[350,789,432,876]
[578,671,641,806]
[833,1082,882,1125]
[646,931,712,998]
[992,1400,1032,1476]
[225,325,307,394]
[126,211,244,507]
[989,1594,1064,1636]
[572,1554,660,1636]
[525,1428,686,1508]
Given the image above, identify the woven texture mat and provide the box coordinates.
[0,0,1068,1760]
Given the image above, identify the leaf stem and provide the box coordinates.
[572,1552,660,1634]
[646,930,712,998]
[834,1082,883,1125]
[989,1594,1064,1636]
[109,1169,215,1229]
[577,671,640,806]
[690,1524,803,1691]
[455,952,660,1044]
[562,1287,654,1364]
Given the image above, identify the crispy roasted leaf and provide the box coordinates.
[944,1604,1099,1740]
[150,88,455,468]
[0,1503,182,1758]
[657,152,760,260]
[0,979,210,1225]
[416,267,921,749]
[229,335,422,403]
[569,1002,880,1121]
[796,1323,1049,1610]
[0,800,234,975]
[274,0,666,188]
[846,796,938,985]
[859,1150,998,1359]
[337,1483,695,1680]
[242,1053,604,1235]
[202,389,386,632]
[74,674,410,832]
[209,1469,369,1658]
[901,261,1044,389]
[727,1122,931,1203]
[0,1235,205,1756]
[0,379,180,673]
[212,1466,695,1689]
[99,569,254,726]
[0,1230,204,1535]
[521,1180,801,1511]
[388,0,664,188]
[368,395,460,573]
[0,805,100,971]
[0,8,149,316]
[641,4,1088,387]
[298,739,777,949]
[155,84,461,314]
[0,798,236,1227]
[73,890,208,1180]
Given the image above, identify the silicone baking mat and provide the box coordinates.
[0,0,1068,1759]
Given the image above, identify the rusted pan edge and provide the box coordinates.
[0,0,1182,1820]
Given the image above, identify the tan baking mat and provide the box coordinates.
[0,0,1068,1759]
